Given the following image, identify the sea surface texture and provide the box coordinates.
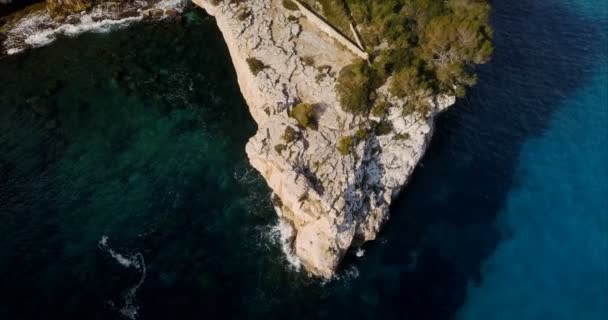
[0,0,607,319]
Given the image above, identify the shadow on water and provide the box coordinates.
[329,1,606,319]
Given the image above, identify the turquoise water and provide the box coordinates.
[0,1,607,319]
[458,1,608,318]
[459,67,608,320]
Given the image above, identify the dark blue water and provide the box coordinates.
[1,1,607,319]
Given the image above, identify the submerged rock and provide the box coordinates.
[192,0,455,278]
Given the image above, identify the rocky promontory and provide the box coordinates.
[193,0,455,278]
[1,0,490,279]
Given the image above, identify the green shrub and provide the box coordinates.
[337,135,354,156]
[416,100,433,118]
[282,0,300,11]
[304,0,352,38]
[355,128,368,142]
[371,101,388,117]
[336,59,372,114]
[374,120,393,136]
[346,0,492,100]
[282,126,299,143]
[246,57,267,76]
[393,132,410,140]
[390,61,434,99]
[402,101,415,116]
[289,103,317,129]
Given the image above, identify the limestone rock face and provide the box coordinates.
[192,0,455,278]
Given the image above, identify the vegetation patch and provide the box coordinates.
[393,132,410,141]
[371,101,388,118]
[275,144,288,154]
[336,59,372,114]
[302,0,355,42]
[373,120,393,136]
[337,135,354,156]
[354,128,368,141]
[282,126,300,143]
[336,0,492,113]
[246,57,268,76]
[301,56,315,67]
[282,0,300,11]
[289,103,317,129]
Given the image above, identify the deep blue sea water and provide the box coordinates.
[0,1,606,319]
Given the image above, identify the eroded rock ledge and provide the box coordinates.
[193,0,454,278]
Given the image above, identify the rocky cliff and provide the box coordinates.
[192,0,455,278]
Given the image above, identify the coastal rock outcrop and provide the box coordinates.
[193,0,455,278]
[0,0,185,55]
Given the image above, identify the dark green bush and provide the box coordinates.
[282,0,300,11]
[371,101,388,117]
[346,0,493,99]
[390,60,434,99]
[374,120,393,135]
[336,59,372,114]
[355,128,368,141]
[246,57,267,76]
[337,135,354,155]
[289,103,317,129]
[282,126,299,143]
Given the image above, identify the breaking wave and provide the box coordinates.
[263,218,302,272]
[2,0,187,56]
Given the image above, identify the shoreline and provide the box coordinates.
[0,0,187,57]
[2,0,459,278]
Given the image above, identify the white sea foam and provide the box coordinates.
[119,252,146,320]
[234,166,260,185]
[98,236,147,320]
[343,265,360,279]
[98,235,141,269]
[265,218,302,271]
[355,247,365,258]
[156,0,187,10]
[25,15,143,48]
[6,48,24,55]
[3,0,187,56]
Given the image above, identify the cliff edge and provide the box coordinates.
[193,0,455,278]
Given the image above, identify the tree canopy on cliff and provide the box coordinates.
[334,0,492,113]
